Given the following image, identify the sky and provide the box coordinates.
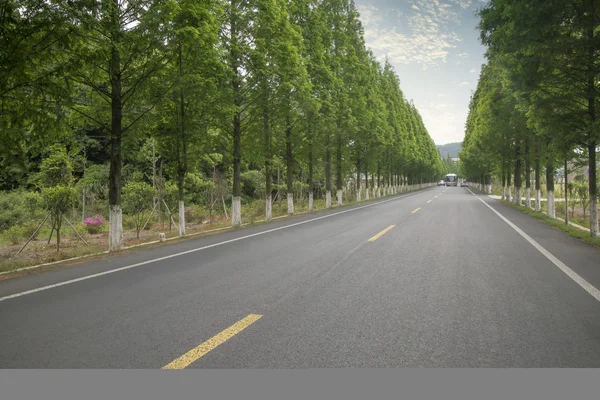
[355,0,488,145]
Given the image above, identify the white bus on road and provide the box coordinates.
[444,173,458,187]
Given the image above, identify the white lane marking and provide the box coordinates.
[0,189,431,303]
[467,188,600,302]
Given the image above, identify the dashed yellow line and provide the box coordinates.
[162,314,263,369]
[368,225,396,242]
[427,200,432,204]
[411,207,421,214]
[434,195,438,198]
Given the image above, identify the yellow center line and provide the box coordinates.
[368,225,396,242]
[434,195,438,198]
[162,314,263,369]
[426,200,432,203]
[411,207,421,214]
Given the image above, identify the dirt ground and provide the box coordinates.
[0,216,232,273]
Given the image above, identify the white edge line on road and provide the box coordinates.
[0,189,430,302]
[467,188,600,302]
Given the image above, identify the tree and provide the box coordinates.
[122,181,156,239]
[479,0,600,236]
[36,145,76,252]
[65,0,174,250]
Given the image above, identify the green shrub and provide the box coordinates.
[23,192,42,215]
[0,190,26,232]
[122,181,156,238]
[186,205,209,224]
[3,225,26,244]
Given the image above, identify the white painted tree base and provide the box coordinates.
[178,200,186,236]
[109,205,124,252]
[287,193,294,215]
[515,188,522,206]
[502,186,506,201]
[547,190,555,218]
[526,188,531,209]
[326,190,332,208]
[487,184,492,194]
[266,194,272,220]
[365,189,369,200]
[308,193,314,212]
[231,196,241,227]
[508,187,512,202]
[535,189,541,211]
[337,189,343,205]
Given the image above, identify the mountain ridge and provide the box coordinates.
[436,142,462,158]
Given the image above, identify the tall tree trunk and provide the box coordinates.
[564,159,569,226]
[589,142,598,237]
[377,160,381,198]
[514,144,522,206]
[308,134,313,212]
[365,166,369,200]
[108,1,123,252]
[336,130,342,205]
[356,157,361,202]
[286,115,294,215]
[264,103,272,220]
[535,156,541,211]
[525,139,531,208]
[501,163,506,200]
[506,170,512,203]
[177,43,186,237]
[325,134,332,208]
[230,6,242,227]
[588,7,598,237]
[546,153,555,218]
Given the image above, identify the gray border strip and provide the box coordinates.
[1,370,599,400]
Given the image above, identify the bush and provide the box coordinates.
[184,173,213,205]
[83,215,105,234]
[186,205,209,224]
[122,181,155,238]
[0,190,26,232]
[3,225,25,245]
[23,192,42,215]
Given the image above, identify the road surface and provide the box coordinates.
[1,186,600,368]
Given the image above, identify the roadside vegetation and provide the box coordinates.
[1,0,446,270]
[460,0,600,238]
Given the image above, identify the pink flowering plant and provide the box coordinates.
[84,215,105,234]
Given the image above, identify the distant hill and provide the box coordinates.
[436,142,462,158]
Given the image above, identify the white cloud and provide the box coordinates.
[460,81,470,86]
[469,68,477,73]
[458,52,468,58]
[358,2,463,68]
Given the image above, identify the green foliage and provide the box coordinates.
[0,191,25,232]
[42,186,77,217]
[184,173,213,205]
[2,0,445,244]
[33,145,74,189]
[3,225,26,245]
[122,181,156,238]
[472,0,600,236]
[241,170,264,199]
[23,192,42,215]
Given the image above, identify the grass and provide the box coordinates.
[0,244,107,275]
[497,199,600,249]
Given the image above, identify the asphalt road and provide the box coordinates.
[1,186,600,368]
